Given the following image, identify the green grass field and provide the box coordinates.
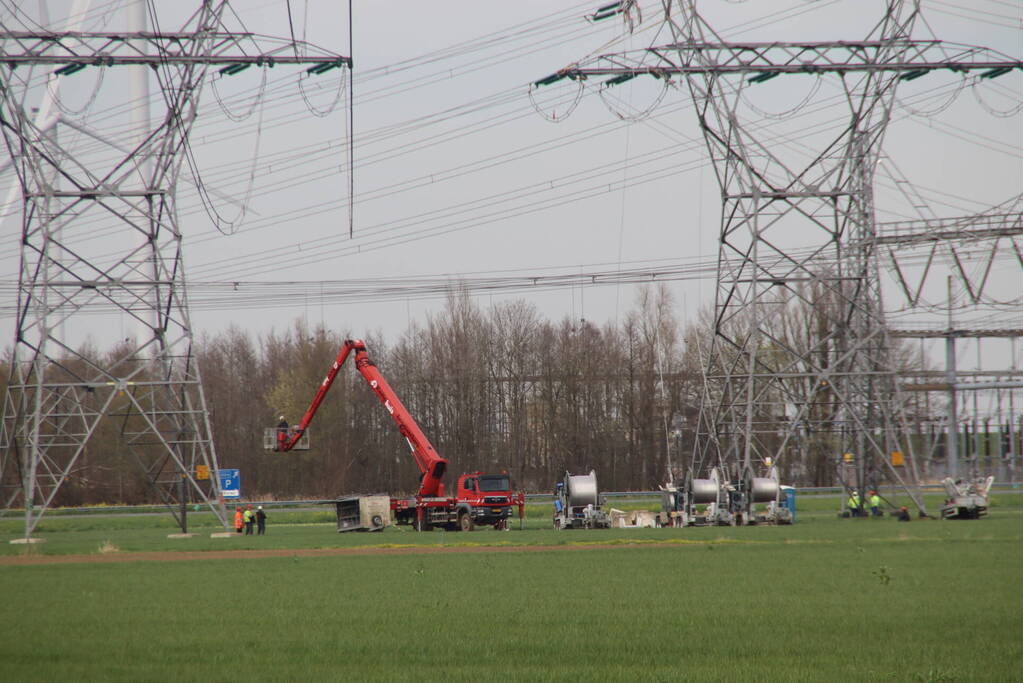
[1,496,1021,681]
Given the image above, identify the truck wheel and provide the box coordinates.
[458,512,474,532]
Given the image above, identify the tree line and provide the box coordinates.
[3,283,933,505]
[203,286,698,500]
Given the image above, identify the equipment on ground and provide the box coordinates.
[609,508,658,528]
[738,465,792,525]
[940,476,993,519]
[661,466,792,526]
[553,470,611,529]
[660,470,721,527]
[334,495,392,532]
[271,339,524,531]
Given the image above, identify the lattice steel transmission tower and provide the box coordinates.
[535,0,1023,507]
[0,3,349,538]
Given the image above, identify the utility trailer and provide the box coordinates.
[334,495,392,532]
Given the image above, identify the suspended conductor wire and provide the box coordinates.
[301,0,310,46]
[527,79,585,122]
[9,71,973,269]
[348,0,354,239]
[621,0,642,35]
[598,76,671,122]
[148,0,240,237]
[0,2,834,249]
[614,91,633,325]
[49,66,105,118]
[298,69,348,118]
[203,85,268,233]
[210,66,268,122]
[739,73,822,121]
[286,0,300,59]
[153,89,896,278]
[972,78,1023,118]
[91,0,124,31]
[897,73,967,119]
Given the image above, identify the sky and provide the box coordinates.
[2,0,1022,394]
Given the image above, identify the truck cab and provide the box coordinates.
[455,472,517,530]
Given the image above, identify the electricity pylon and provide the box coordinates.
[0,4,350,538]
[535,0,1022,510]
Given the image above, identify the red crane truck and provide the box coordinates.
[274,339,524,531]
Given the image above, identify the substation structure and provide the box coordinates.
[0,3,350,538]
[534,0,1023,514]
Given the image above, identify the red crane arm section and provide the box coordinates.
[279,339,448,498]
[280,341,356,451]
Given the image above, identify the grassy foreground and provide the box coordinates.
[1,500,1021,681]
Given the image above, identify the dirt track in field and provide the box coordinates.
[0,541,679,566]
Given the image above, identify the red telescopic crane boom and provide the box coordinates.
[276,339,448,497]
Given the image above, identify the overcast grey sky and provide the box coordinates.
[2,0,1021,375]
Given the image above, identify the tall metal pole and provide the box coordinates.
[946,277,958,479]
[945,336,959,478]
[1011,337,1017,485]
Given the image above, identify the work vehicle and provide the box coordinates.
[272,338,523,531]
[940,476,993,519]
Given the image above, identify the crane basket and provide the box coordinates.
[262,427,310,451]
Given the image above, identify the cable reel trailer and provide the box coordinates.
[661,471,721,527]
[734,466,792,525]
[704,467,737,526]
[553,470,611,529]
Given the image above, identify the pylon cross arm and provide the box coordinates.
[536,41,1021,83]
[0,31,350,67]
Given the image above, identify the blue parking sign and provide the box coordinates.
[219,468,240,499]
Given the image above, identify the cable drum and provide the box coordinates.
[690,478,718,504]
[566,471,599,508]
[749,477,779,503]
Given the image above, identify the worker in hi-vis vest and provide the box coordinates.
[869,490,881,517]
[847,490,861,517]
